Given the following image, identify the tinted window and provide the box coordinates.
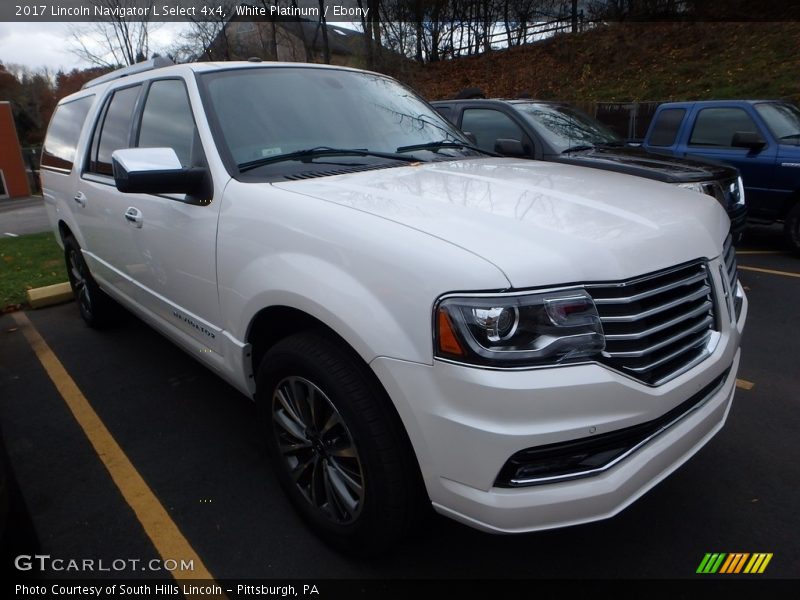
[138,80,197,166]
[755,102,800,145]
[689,108,759,147]
[42,96,94,171]
[514,102,620,152]
[648,108,685,147]
[91,85,141,176]
[462,109,526,154]
[200,67,470,171]
[434,106,454,123]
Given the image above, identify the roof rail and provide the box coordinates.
[81,56,175,90]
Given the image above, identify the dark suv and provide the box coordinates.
[432,99,747,240]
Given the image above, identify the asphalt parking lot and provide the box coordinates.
[0,196,50,237]
[0,226,798,588]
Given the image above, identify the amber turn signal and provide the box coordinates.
[437,309,465,356]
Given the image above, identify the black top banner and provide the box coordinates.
[4,1,800,23]
[3,1,372,23]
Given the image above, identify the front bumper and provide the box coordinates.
[371,278,747,534]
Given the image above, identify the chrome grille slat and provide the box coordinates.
[602,315,714,358]
[599,287,710,323]
[722,234,742,321]
[592,271,707,305]
[724,247,737,282]
[620,331,712,374]
[588,260,718,385]
[604,301,713,341]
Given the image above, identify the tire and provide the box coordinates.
[63,235,118,328]
[256,332,424,553]
[784,200,800,255]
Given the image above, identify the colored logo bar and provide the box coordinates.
[697,553,773,574]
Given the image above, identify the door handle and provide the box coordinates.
[73,191,87,207]
[124,207,143,228]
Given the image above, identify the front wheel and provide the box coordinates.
[784,200,800,255]
[257,332,425,552]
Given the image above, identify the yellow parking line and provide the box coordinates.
[738,265,800,279]
[735,250,783,255]
[736,378,755,391]
[11,312,222,597]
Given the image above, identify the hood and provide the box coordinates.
[550,146,738,183]
[272,158,730,288]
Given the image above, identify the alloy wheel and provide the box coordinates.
[271,376,365,524]
[68,248,93,318]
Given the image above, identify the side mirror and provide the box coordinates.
[111,148,206,196]
[462,132,477,145]
[731,131,766,151]
[494,138,526,157]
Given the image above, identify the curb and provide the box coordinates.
[26,282,73,309]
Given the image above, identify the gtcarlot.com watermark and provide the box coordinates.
[14,554,194,573]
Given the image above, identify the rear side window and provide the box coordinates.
[137,79,197,166]
[648,108,685,147]
[41,96,94,171]
[689,107,759,147]
[89,85,142,176]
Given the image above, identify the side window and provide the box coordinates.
[648,108,685,147]
[434,106,454,124]
[41,96,94,171]
[462,109,527,154]
[89,85,142,176]
[689,108,759,147]
[137,79,198,166]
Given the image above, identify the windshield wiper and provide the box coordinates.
[238,146,422,172]
[561,144,595,154]
[396,140,496,156]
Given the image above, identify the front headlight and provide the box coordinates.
[677,180,727,209]
[733,176,746,207]
[677,181,708,195]
[435,289,605,368]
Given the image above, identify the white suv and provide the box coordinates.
[41,59,747,551]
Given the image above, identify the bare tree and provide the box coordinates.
[68,0,160,67]
[317,0,331,63]
[171,0,242,62]
[356,0,383,69]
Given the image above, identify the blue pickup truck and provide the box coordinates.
[642,100,800,252]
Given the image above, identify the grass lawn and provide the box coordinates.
[0,232,67,310]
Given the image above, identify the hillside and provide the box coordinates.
[402,21,800,104]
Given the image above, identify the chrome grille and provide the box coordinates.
[588,262,717,386]
[723,234,738,291]
[722,234,743,320]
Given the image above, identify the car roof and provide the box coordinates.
[63,59,384,105]
[658,99,783,107]
[431,98,566,106]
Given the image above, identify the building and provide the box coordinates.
[0,102,31,199]
[205,13,368,67]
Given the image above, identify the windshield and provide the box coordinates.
[199,67,473,176]
[513,102,622,152]
[755,102,800,145]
